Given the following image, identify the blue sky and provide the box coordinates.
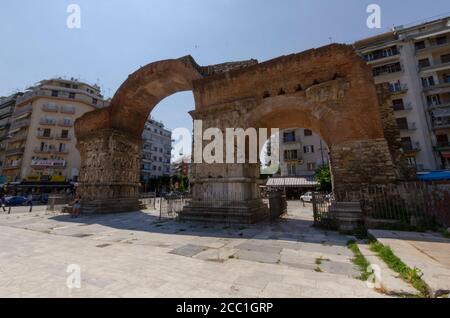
[1,0,450,133]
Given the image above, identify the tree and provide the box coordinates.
[315,165,332,192]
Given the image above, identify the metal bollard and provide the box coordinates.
[8,206,11,215]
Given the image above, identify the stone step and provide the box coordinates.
[357,243,419,297]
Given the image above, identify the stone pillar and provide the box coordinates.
[181,163,269,223]
[76,128,143,214]
[330,138,397,194]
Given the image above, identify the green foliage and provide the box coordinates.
[315,165,332,192]
[370,241,429,297]
[347,240,371,281]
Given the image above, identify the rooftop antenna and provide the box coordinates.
[328,37,333,43]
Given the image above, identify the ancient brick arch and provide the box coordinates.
[75,44,409,221]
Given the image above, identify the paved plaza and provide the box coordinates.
[0,202,386,298]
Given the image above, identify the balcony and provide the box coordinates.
[366,51,400,65]
[34,147,54,154]
[434,142,450,151]
[389,84,408,95]
[39,118,57,126]
[7,132,28,143]
[5,147,25,156]
[423,80,450,94]
[393,102,413,111]
[402,142,421,153]
[55,135,72,141]
[37,132,53,139]
[42,104,59,112]
[416,38,450,54]
[10,119,30,130]
[429,102,450,110]
[420,60,450,73]
[398,122,417,131]
[15,88,107,108]
[58,119,73,127]
[2,161,22,170]
[53,149,69,154]
[12,104,32,118]
[60,106,76,114]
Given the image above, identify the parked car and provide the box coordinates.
[300,192,313,203]
[5,196,28,206]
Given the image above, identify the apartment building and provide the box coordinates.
[141,117,172,183]
[1,78,107,183]
[0,93,23,181]
[278,128,329,177]
[354,16,450,171]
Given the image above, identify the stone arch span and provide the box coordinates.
[75,43,409,221]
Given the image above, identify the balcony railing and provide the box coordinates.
[398,122,417,131]
[60,106,76,114]
[53,149,69,154]
[34,147,54,154]
[416,39,450,52]
[402,142,421,152]
[3,161,22,170]
[42,104,59,112]
[37,132,53,139]
[420,60,450,72]
[435,142,450,150]
[16,88,107,108]
[12,104,32,118]
[58,120,73,127]
[5,147,25,155]
[39,118,57,126]
[55,135,71,141]
[389,84,408,94]
[393,102,413,111]
[10,119,30,130]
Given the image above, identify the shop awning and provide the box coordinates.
[417,171,450,181]
[266,176,318,188]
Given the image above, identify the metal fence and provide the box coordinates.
[312,193,338,230]
[46,194,75,213]
[334,182,450,229]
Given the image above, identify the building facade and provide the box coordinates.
[278,128,329,177]
[354,16,450,171]
[140,117,172,183]
[1,78,107,183]
[0,93,23,182]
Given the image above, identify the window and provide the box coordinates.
[59,143,67,152]
[303,145,315,154]
[372,62,402,76]
[284,150,298,161]
[62,118,72,126]
[304,129,313,137]
[392,99,404,111]
[92,98,98,105]
[415,41,426,50]
[51,90,59,97]
[437,135,449,147]
[443,74,450,84]
[422,76,435,88]
[287,163,297,176]
[396,118,408,130]
[43,128,51,137]
[389,81,405,92]
[401,137,413,151]
[68,92,75,99]
[441,54,450,64]
[436,36,447,45]
[307,163,316,171]
[427,95,441,107]
[61,130,69,138]
[283,131,296,143]
[418,58,430,68]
